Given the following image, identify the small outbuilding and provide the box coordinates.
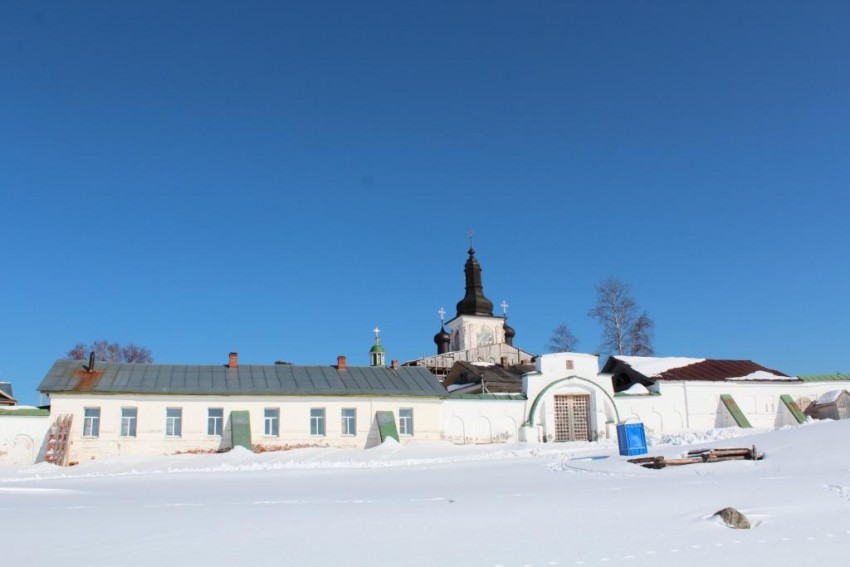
[804,390,850,421]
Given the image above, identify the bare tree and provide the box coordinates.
[588,277,655,356]
[67,343,88,360]
[547,324,579,353]
[66,340,154,363]
[629,313,655,356]
[122,343,154,363]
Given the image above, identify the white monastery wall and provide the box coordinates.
[48,394,442,462]
[0,414,51,465]
[441,398,526,444]
[608,380,850,435]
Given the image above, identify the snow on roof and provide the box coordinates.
[619,383,650,395]
[727,370,799,381]
[615,356,705,378]
[470,361,495,367]
[816,390,848,405]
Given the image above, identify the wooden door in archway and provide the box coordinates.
[554,394,591,442]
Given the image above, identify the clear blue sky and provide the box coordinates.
[2,1,849,405]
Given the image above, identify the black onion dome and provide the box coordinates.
[434,325,451,354]
[434,326,450,344]
[455,247,494,317]
[503,320,515,346]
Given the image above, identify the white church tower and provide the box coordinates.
[440,245,515,352]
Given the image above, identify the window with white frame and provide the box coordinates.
[83,407,101,438]
[399,408,414,436]
[264,408,280,437]
[165,407,182,437]
[310,408,326,436]
[120,407,138,437]
[341,408,356,436]
[208,408,224,436]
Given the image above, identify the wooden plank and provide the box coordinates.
[626,456,661,465]
[664,457,703,466]
[45,414,73,466]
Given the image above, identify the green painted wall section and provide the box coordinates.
[780,394,806,424]
[720,394,753,428]
[230,410,252,450]
[375,411,399,442]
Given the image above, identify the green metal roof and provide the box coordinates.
[0,408,49,416]
[369,344,385,353]
[448,393,526,401]
[797,374,850,382]
[39,359,448,398]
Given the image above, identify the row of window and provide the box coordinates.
[82,407,415,438]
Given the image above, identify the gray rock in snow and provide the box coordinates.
[714,507,751,529]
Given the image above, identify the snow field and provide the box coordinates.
[1,420,849,566]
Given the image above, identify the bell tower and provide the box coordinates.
[442,241,511,352]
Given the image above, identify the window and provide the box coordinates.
[83,407,101,438]
[208,408,224,436]
[341,408,357,436]
[166,407,182,437]
[399,408,414,436]
[310,408,326,436]
[120,407,138,437]
[264,408,280,437]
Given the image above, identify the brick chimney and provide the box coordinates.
[228,352,238,368]
[500,356,508,368]
[391,359,398,369]
[337,355,347,370]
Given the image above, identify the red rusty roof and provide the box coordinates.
[655,359,792,382]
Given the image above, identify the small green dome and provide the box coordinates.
[369,344,385,353]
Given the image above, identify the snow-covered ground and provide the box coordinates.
[2,420,849,566]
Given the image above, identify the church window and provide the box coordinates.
[83,407,101,438]
[264,408,280,437]
[165,408,182,437]
[399,408,414,436]
[310,408,326,436]
[207,408,224,436]
[120,407,137,437]
[341,408,357,436]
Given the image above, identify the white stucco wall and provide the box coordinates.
[521,353,614,442]
[48,394,443,462]
[517,353,850,441]
[602,378,850,435]
[0,414,51,465]
[441,398,526,444]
